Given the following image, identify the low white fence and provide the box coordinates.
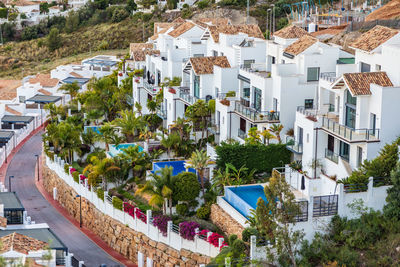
[46,155,223,258]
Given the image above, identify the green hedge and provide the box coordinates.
[112,196,123,210]
[97,188,105,201]
[215,143,291,174]
[0,8,7,19]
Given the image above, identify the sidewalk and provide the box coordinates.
[34,149,137,267]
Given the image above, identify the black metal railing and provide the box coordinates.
[343,183,368,193]
[56,257,66,266]
[234,102,280,122]
[373,176,391,187]
[71,256,79,267]
[313,195,338,217]
[325,148,339,164]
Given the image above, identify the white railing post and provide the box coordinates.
[367,176,374,207]
[218,237,224,251]
[134,208,138,230]
[146,210,152,236]
[207,232,213,255]
[167,221,172,245]
[194,227,199,251]
[250,235,256,260]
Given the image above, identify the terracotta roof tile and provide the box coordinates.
[154,22,174,34]
[168,22,196,38]
[0,232,48,255]
[0,80,20,100]
[342,72,393,95]
[132,49,160,61]
[189,56,231,75]
[311,25,345,38]
[69,72,83,78]
[150,27,170,40]
[284,35,318,55]
[29,73,59,87]
[129,43,153,54]
[207,24,264,43]
[38,89,52,96]
[351,25,399,52]
[194,18,230,28]
[5,105,22,116]
[172,17,186,24]
[273,25,310,39]
[0,216,6,228]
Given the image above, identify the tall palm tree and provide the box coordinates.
[120,145,151,179]
[160,132,181,158]
[58,81,80,101]
[171,117,189,140]
[83,156,120,190]
[185,149,214,201]
[269,124,284,144]
[113,110,143,142]
[99,122,120,151]
[260,129,276,145]
[139,125,153,143]
[136,166,176,214]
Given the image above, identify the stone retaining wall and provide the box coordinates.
[42,163,211,267]
[210,204,245,239]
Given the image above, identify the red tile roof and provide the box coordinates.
[0,232,48,255]
[29,74,59,87]
[189,56,231,75]
[0,80,20,100]
[207,24,264,43]
[350,25,399,52]
[168,22,196,38]
[284,35,318,55]
[273,25,310,39]
[342,72,393,95]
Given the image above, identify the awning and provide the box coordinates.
[82,58,118,67]
[237,74,250,83]
[0,192,24,211]
[26,94,61,104]
[1,115,34,124]
[61,77,90,87]
[0,131,14,140]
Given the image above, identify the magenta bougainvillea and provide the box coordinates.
[207,232,225,247]
[123,202,135,217]
[152,215,171,236]
[69,168,77,174]
[135,208,147,223]
[79,174,86,181]
[179,221,200,241]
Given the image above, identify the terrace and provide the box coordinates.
[239,63,271,79]
[234,102,280,123]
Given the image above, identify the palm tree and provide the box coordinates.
[160,132,181,158]
[83,156,120,190]
[185,100,210,145]
[136,166,176,214]
[113,110,143,142]
[269,124,284,144]
[212,163,256,194]
[170,117,188,139]
[185,149,214,201]
[260,129,276,145]
[139,125,153,143]
[120,145,151,179]
[99,122,120,151]
[135,102,143,116]
[58,81,80,101]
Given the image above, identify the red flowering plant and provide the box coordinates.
[152,215,171,236]
[69,168,77,174]
[118,72,123,76]
[168,88,176,94]
[79,174,86,181]
[135,208,147,223]
[207,232,225,247]
[179,221,200,241]
[123,202,135,217]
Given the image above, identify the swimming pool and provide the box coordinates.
[108,143,143,157]
[151,160,196,176]
[84,126,101,135]
[223,185,267,218]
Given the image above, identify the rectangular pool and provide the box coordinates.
[223,185,267,218]
[151,160,196,176]
[108,143,143,157]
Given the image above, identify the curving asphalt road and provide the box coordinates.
[5,131,123,267]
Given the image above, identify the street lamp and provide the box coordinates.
[75,194,82,228]
[8,176,14,192]
[35,155,39,182]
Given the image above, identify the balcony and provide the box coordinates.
[320,72,337,83]
[208,120,220,135]
[178,90,197,105]
[143,81,162,95]
[321,116,380,143]
[157,107,167,120]
[234,102,280,123]
[238,129,247,140]
[325,148,339,164]
[240,63,271,78]
[286,137,303,154]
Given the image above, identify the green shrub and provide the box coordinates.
[228,234,238,246]
[72,171,79,183]
[176,203,189,216]
[97,40,109,50]
[0,8,7,19]
[242,227,258,242]
[197,0,210,9]
[225,91,236,97]
[216,142,291,174]
[196,205,210,220]
[64,164,71,174]
[97,188,105,201]
[173,172,200,202]
[231,239,246,258]
[112,196,123,210]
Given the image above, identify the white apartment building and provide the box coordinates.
[292,25,400,180]
[217,25,353,144]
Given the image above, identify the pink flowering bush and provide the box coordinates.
[79,174,86,181]
[69,168,77,174]
[124,202,135,217]
[208,232,224,247]
[179,221,200,241]
[135,208,147,223]
[152,215,171,236]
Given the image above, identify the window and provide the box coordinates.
[272,56,276,64]
[213,50,218,57]
[19,96,25,103]
[298,127,303,144]
[253,87,262,111]
[357,146,363,168]
[273,98,278,111]
[304,99,314,109]
[220,52,224,56]
[345,90,357,129]
[243,59,255,68]
[327,135,334,152]
[376,64,381,71]
[193,75,200,98]
[339,141,350,162]
[370,113,376,135]
[193,54,204,57]
[361,62,371,73]
[307,67,320,82]
[282,60,285,64]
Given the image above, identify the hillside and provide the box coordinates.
[0,18,153,78]
[366,0,400,21]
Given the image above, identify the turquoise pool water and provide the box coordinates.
[84,126,101,135]
[108,143,143,157]
[223,185,267,218]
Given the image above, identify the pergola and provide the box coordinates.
[61,77,90,87]
[0,131,14,148]
[26,94,62,104]
[1,115,34,130]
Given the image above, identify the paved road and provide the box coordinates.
[5,131,123,267]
